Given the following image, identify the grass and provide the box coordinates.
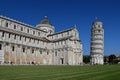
[0,65,120,80]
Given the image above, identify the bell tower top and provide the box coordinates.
[92,17,103,29]
[44,16,47,18]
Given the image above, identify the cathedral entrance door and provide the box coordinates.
[60,58,64,64]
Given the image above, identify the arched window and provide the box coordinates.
[0,44,2,50]
[32,49,34,53]
[49,30,52,34]
[20,36,21,40]
[98,30,101,32]
[21,27,23,31]
[55,51,57,56]
[2,32,4,37]
[27,28,29,33]
[9,33,11,38]
[40,50,42,54]
[23,48,25,52]
[47,51,49,55]
[12,46,14,51]
[5,22,8,27]
[33,31,35,34]
[38,32,40,36]
[14,35,16,39]
[29,38,31,42]
[25,37,26,41]
[14,25,16,29]
[98,25,100,28]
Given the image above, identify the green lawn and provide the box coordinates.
[0,65,120,80]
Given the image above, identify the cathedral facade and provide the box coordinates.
[0,16,83,65]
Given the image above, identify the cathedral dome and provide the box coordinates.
[40,16,52,25]
[36,16,54,34]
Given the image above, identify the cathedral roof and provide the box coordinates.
[47,27,76,36]
[40,16,52,25]
[0,16,47,33]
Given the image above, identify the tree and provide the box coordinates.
[104,56,109,63]
[83,55,90,64]
[108,54,116,64]
[113,59,120,64]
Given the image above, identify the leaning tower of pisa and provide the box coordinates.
[90,20,104,64]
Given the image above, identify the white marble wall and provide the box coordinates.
[0,16,83,65]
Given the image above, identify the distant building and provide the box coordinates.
[0,16,82,65]
[90,20,104,64]
[116,55,120,60]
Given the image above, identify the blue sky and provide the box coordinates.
[0,0,120,56]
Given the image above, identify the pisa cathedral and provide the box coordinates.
[0,16,83,65]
